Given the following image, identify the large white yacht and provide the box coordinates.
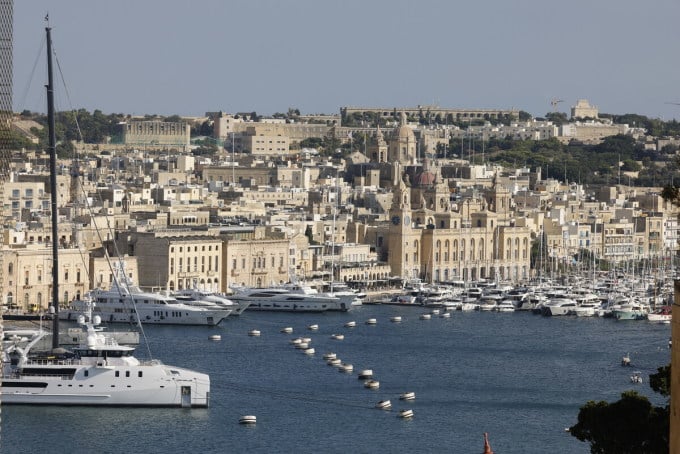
[229,284,352,312]
[173,288,250,315]
[1,27,211,407]
[61,274,232,326]
[2,302,210,407]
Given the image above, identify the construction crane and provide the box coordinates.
[550,98,564,112]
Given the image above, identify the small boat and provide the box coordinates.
[303,348,315,355]
[331,334,344,340]
[621,354,631,366]
[419,314,431,320]
[366,318,377,325]
[364,379,380,389]
[208,334,222,341]
[340,363,353,373]
[398,409,414,419]
[375,400,392,410]
[301,337,312,343]
[248,329,261,337]
[239,415,257,425]
[327,358,342,366]
[295,342,309,349]
[308,324,319,331]
[290,338,302,345]
[280,327,293,334]
[358,369,373,379]
[345,321,357,328]
[322,352,337,360]
[630,371,643,384]
[390,316,402,323]
[431,309,440,315]
[399,392,416,401]
[440,312,451,318]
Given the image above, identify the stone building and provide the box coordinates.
[122,120,190,150]
[379,166,531,283]
[122,232,223,292]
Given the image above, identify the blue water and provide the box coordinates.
[1,306,671,454]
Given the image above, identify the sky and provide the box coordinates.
[13,0,680,120]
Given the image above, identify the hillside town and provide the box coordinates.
[2,99,679,313]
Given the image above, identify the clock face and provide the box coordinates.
[404,215,410,226]
[392,215,400,225]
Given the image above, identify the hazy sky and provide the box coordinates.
[13,0,680,120]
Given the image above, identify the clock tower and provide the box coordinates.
[388,173,417,279]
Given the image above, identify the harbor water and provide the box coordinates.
[1,305,671,453]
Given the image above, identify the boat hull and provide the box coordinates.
[1,364,210,407]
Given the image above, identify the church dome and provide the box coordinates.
[394,124,415,141]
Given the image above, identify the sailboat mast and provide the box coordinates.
[46,26,60,348]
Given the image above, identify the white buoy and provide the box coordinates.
[295,342,309,349]
[208,334,221,341]
[327,358,342,366]
[375,400,392,410]
[344,321,356,328]
[399,392,416,401]
[303,348,315,355]
[358,369,373,379]
[340,363,353,373]
[365,318,377,325]
[331,334,344,340]
[280,327,293,334]
[441,312,451,318]
[398,409,414,419]
[301,337,312,343]
[390,316,402,323]
[431,309,440,315]
[308,324,319,331]
[248,329,261,336]
[290,337,302,345]
[239,415,257,425]
[419,314,431,320]
[364,379,380,389]
[323,352,337,360]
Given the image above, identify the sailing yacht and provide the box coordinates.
[0,26,210,407]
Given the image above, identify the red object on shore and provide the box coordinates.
[483,432,495,454]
